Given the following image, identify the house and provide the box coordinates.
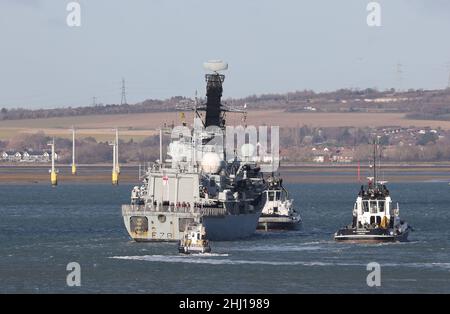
[1,150,54,163]
[313,155,325,163]
[332,154,354,163]
[1,151,19,162]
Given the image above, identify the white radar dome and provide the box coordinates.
[203,60,228,72]
[201,152,223,174]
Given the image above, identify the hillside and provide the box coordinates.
[1,88,450,122]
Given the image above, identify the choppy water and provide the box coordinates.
[0,182,449,293]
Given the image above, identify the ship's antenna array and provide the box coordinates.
[159,128,163,166]
[71,126,77,175]
[242,103,248,127]
[373,138,377,185]
[121,77,127,105]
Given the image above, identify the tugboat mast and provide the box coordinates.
[373,138,377,187]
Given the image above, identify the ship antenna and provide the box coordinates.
[242,103,248,127]
[378,136,383,183]
[194,90,198,112]
[159,128,163,166]
[372,138,376,187]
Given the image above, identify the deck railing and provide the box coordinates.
[121,204,227,216]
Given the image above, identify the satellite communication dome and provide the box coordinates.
[203,60,228,72]
[201,152,223,174]
[241,144,255,158]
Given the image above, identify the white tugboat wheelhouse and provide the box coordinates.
[258,175,302,231]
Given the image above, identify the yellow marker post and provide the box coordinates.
[71,127,77,175]
[48,138,58,186]
[115,128,120,174]
[51,170,58,186]
[112,170,119,185]
[110,140,119,185]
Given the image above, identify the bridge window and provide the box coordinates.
[363,201,369,212]
[370,201,377,213]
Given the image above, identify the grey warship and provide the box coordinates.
[122,61,267,241]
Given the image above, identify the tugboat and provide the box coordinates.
[334,139,412,243]
[178,223,211,254]
[258,175,302,231]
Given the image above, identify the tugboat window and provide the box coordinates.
[379,201,385,212]
[370,201,377,214]
[363,201,369,212]
[268,192,275,201]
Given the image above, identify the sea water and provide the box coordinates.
[0,182,449,293]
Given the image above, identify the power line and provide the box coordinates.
[121,77,127,105]
[396,62,403,92]
[446,62,450,89]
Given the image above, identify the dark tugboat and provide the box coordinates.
[334,139,412,243]
[258,175,302,231]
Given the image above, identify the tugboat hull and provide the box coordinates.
[334,228,409,243]
[178,244,212,254]
[257,215,302,231]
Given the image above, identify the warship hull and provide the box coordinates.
[334,228,409,243]
[122,205,262,242]
[202,212,261,240]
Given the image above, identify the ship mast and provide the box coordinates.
[373,138,377,186]
[201,60,228,128]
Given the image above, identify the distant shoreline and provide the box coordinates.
[1,163,449,184]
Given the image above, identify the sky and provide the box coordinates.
[0,0,449,108]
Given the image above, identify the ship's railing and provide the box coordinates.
[122,204,227,216]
